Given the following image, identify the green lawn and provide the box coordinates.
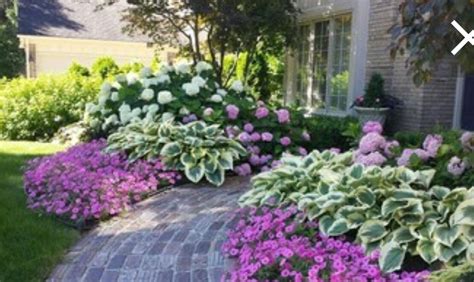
[0,142,80,282]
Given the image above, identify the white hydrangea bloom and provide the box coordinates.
[140,67,153,78]
[89,118,100,128]
[119,103,131,113]
[111,91,120,102]
[191,76,207,88]
[142,78,152,88]
[120,111,132,124]
[130,116,142,124]
[111,81,122,90]
[182,83,200,96]
[175,60,191,74]
[210,94,223,103]
[126,73,139,85]
[105,114,119,125]
[179,107,190,115]
[140,88,155,101]
[231,80,244,93]
[142,105,149,113]
[98,94,108,106]
[161,112,175,122]
[148,104,160,113]
[158,91,174,104]
[115,74,127,83]
[85,103,99,114]
[101,108,112,115]
[156,74,171,84]
[196,61,213,73]
[101,82,112,94]
[217,89,227,96]
[131,108,142,117]
[159,63,174,74]
[203,107,214,116]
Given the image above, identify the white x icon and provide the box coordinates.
[452,20,474,55]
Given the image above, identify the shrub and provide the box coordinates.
[0,74,101,140]
[223,206,430,281]
[68,62,90,77]
[107,120,247,186]
[24,140,180,225]
[239,150,474,272]
[91,56,119,79]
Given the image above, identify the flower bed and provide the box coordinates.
[24,139,180,226]
[223,207,430,281]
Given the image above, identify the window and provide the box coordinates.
[294,14,352,113]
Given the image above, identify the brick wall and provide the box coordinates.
[366,0,458,132]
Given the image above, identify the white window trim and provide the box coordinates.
[284,0,370,116]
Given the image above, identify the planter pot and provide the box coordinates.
[354,106,390,126]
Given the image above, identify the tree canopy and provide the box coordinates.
[0,0,24,78]
[390,0,474,86]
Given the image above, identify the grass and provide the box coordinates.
[0,141,80,282]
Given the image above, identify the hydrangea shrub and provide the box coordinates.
[24,140,180,224]
[223,207,430,281]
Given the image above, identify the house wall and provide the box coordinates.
[18,36,174,78]
[365,0,458,132]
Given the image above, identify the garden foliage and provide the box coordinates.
[24,140,180,224]
[0,74,101,140]
[239,150,474,272]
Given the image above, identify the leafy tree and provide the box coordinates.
[0,0,24,78]
[91,57,119,79]
[109,0,298,86]
[390,0,474,86]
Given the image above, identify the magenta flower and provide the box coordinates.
[359,132,386,154]
[261,132,273,142]
[362,121,383,134]
[280,136,291,147]
[226,104,240,120]
[255,107,270,119]
[276,109,290,124]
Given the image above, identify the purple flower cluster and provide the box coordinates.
[354,122,396,166]
[397,134,442,166]
[222,207,429,282]
[24,140,181,222]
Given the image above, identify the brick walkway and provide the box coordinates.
[48,177,250,282]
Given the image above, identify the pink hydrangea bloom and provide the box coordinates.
[226,104,240,120]
[362,121,383,134]
[255,107,270,119]
[298,147,308,156]
[358,132,386,154]
[239,132,251,143]
[203,107,214,116]
[447,156,466,176]
[280,136,291,147]
[234,163,252,176]
[383,140,400,157]
[355,151,387,166]
[249,155,261,166]
[244,123,254,133]
[302,131,311,141]
[250,132,261,142]
[461,132,474,151]
[397,148,429,166]
[261,132,273,142]
[276,109,290,124]
[422,134,443,158]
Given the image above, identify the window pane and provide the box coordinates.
[312,21,329,109]
[296,25,310,106]
[329,14,351,111]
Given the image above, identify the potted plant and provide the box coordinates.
[352,73,398,125]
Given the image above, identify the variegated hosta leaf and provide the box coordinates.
[355,187,375,207]
[180,152,196,166]
[379,241,406,273]
[160,142,182,157]
[381,198,410,217]
[435,237,469,262]
[397,168,418,184]
[391,227,416,244]
[453,199,474,226]
[326,218,350,236]
[203,157,218,173]
[466,243,474,263]
[205,168,225,187]
[431,186,451,200]
[461,226,474,241]
[416,239,438,264]
[218,152,234,170]
[358,220,388,243]
[414,169,436,188]
[184,163,205,183]
[433,224,461,247]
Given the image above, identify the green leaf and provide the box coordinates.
[416,239,438,264]
[160,142,182,157]
[433,224,461,247]
[203,157,218,173]
[180,152,196,166]
[397,168,417,184]
[435,238,469,262]
[319,215,335,235]
[358,220,388,243]
[381,198,409,217]
[184,163,205,183]
[205,168,225,186]
[379,241,406,273]
[355,187,376,207]
[431,186,451,200]
[391,227,416,244]
[414,169,435,188]
[453,199,474,226]
[348,164,364,179]
[326,218,350,236]
[466,243,474,263]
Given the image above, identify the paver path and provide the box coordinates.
[48,176,250,282]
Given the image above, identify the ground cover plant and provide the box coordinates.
[223,206,430,281]
[0,141,79,282]
[24,139,180,225]
[239,149,474,273]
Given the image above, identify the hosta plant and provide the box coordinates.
[107,120,247,186]
[158,121,247,186]
[239,150,474,273]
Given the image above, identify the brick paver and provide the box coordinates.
[48,177,250,282]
